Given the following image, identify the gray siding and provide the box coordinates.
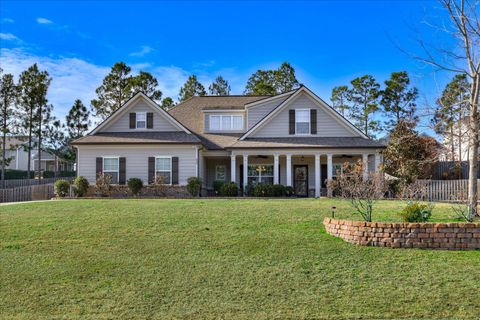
[251,92,358,138]
[102,101,179,132]
[247,96,289,129]
[77,145,197,185]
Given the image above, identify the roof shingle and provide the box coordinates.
[71,132,201,145]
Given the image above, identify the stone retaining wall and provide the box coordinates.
[323,218,480,250]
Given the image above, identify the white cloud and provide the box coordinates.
[36,17,53,24]
[1,18,15,23]
[151,65,190,99]
[0,33,18,40]
[129,45,154,57]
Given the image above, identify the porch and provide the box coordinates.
[201,150,382,197]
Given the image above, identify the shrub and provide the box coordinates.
[5,170,34,179]
[253,183,275,197]
[127,178,144,196]
[399,202,433,222]
[244,182,255,196]
[272,184,286,197]
[212,180,224,195]
[43,171,54,178]
[72,176,89,197]
[54,179,70,198]
[186,177,201,197]
[285,186,295,197]
[220,182,238,197]
[95,173,112,196]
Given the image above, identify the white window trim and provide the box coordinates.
[136,112,147,129]
[155,156,172,185]
[215,165,226,181]
[295,109,311,135]
[209,114,244,131]
[103,156,120,184]
[247,163,274,184]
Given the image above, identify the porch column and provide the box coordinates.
[230,155,236,183]
[243,154,248,192]
[375,152,382,172]
[327,153,333,197]
[315,154,321,198]
[273,154,279,184]
[286,154,292,187]
[362,153,369,180]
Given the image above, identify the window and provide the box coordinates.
[209,115,243,131]
[136,112,146,129]
[155,157,171,184]
[103,157,119,184]
[215,165,226,181]
[332,164,342,178]
[247,164,274,185]
[295,109,310,134]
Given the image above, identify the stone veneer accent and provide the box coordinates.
[323,218,480,250]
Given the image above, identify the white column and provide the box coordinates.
[230,155,236,183]
[374,152,381,172]
[315,154,321,198]
[362,153,369,180]
[243,154,248,192]
[327,153,333,197]
[273,154,279,184]
[286,154,292,187]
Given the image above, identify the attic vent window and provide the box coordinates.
[136,112,146,129]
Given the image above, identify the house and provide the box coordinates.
[72,85,385,197]
[1,136,73,173]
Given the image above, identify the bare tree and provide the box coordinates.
[414,0,479,219]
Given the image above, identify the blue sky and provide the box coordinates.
[0,0,456,135]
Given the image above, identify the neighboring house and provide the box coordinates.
[72,85,385,197]
[0,136,73,172]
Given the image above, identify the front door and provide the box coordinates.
[294,165,308,197]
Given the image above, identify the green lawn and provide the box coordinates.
[1,199,479,319]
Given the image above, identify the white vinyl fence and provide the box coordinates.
[417,179,480,202]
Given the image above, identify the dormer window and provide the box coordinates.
[295,109,310,134]
[210,115,243,131]
[136,112,146,129]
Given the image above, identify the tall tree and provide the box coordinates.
[348,75,381,138]
[414,0,479,218]
[91,62,133,119]
[18,64,51,180]
[44,119,67,177]
[244,62,300,95]
[331,85,350,116]
[431,74,470,161]
[208,76,231,95]
[35,103,54,182]
[178,75,206,102]
[66,99,91,140]
[381,71,419,129]
[0,69,18,185]
[130,71,162,102]
[160,97,175,110]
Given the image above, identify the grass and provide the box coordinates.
[1,198,479,319]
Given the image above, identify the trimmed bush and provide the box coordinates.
[186,177,201,197]
[54,179,70,198]
[272,184,286,197]
[72,176,89,197]
[127,178,144,196]
[253,183,274,197]
[212,180,224,195]
[244,183,255,197]
[399,202,433,222]
[285,186,295,197]
[220,182,238,197]
[5,170,34,179]
[43,171,55,178]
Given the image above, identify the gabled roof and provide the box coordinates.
[90,92,192,135]
[240,86,369,140]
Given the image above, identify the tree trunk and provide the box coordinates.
[467,76,479,219]
[37,108,42,184]
[2,128,6,188]
[27,106,33,180]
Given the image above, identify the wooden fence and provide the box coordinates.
[417,179,480,202]
[0,177,73,189]
[0,184,56,203]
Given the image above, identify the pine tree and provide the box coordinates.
[381,71,418,129]
[0,69,18,185]
[130,71,162,102]
[330,86,350,116]
[34,103,54,182]
[208,76,231,95]
[18,64,51,180]
[178,75,206,102]
[66,99,90,140]
[91,62,133,119]
[44,119,67,177]
[244,62,300,95]
[348,75,381,138]
[161,97,175,110]
[274,62,300,93]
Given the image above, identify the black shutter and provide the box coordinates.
[289,109,295,134]
[96,158,103,177]
[148,157,155,184]
[129,113,136,129]
[147,112,153,129]
[172,157,179,185]
[119,157,126,185]
[310,109,317,134]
